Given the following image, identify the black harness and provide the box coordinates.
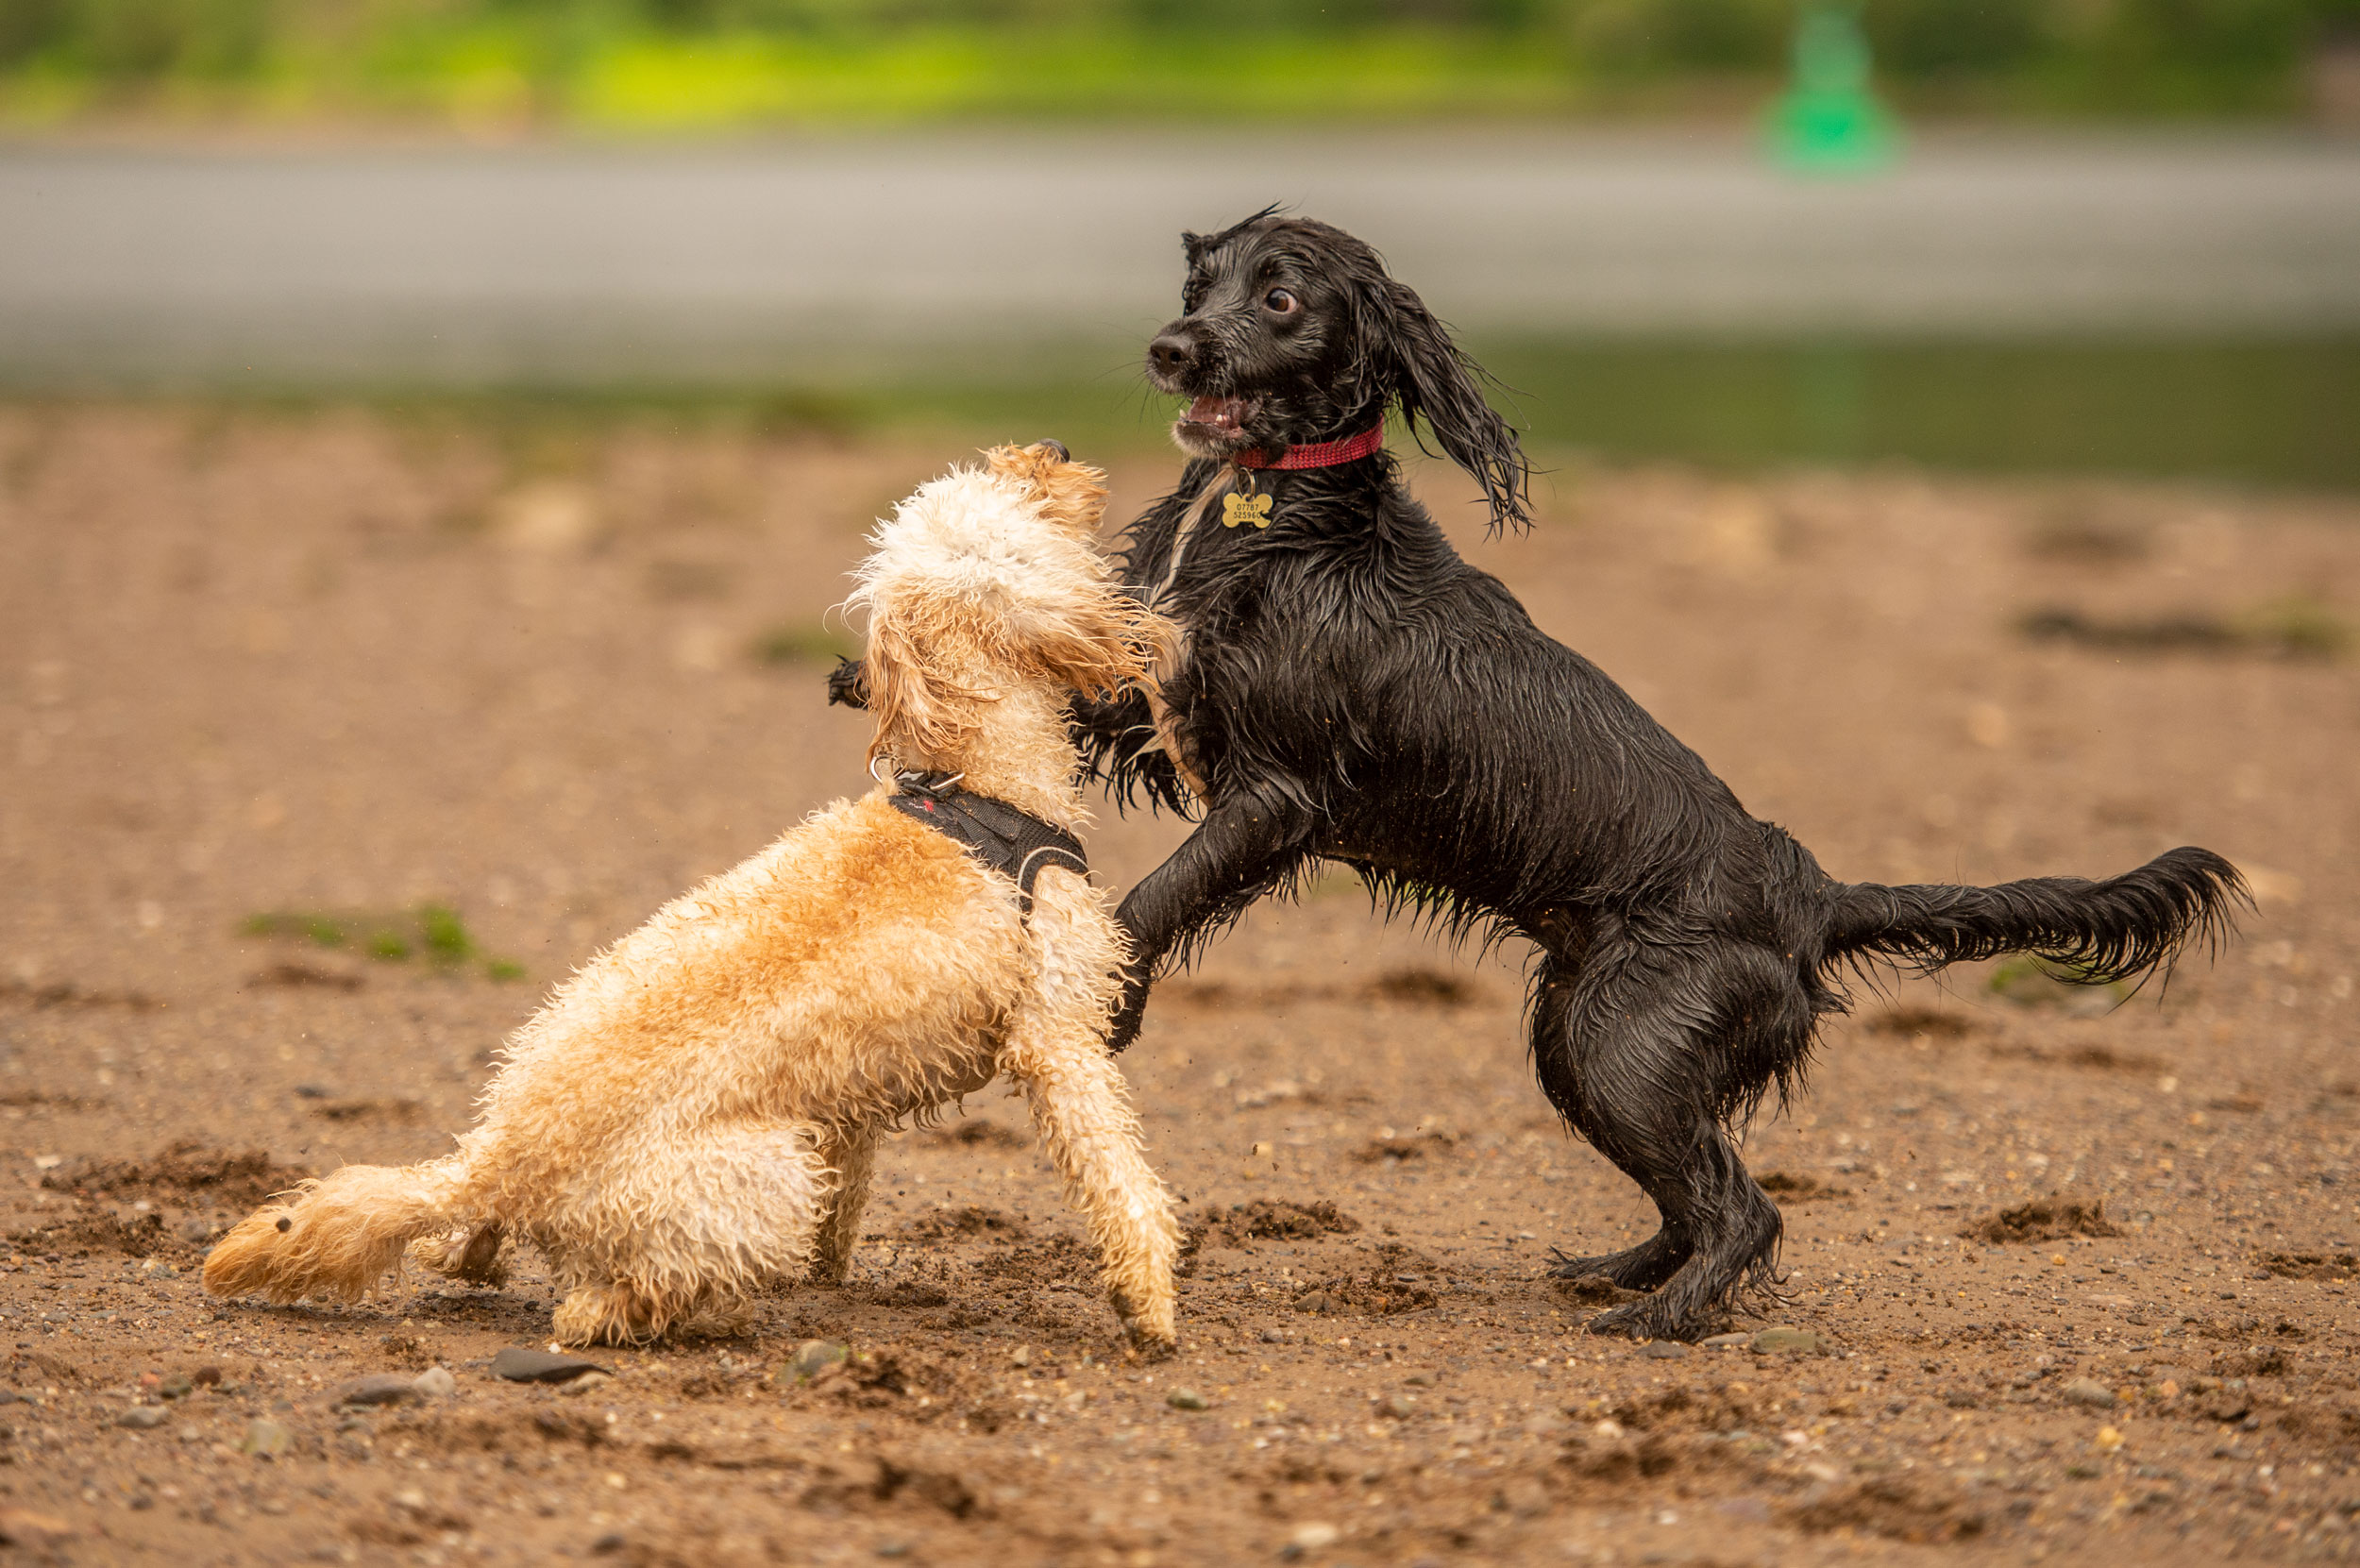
[887,771,1088,917]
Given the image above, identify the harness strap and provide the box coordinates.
[887,771,1088,917]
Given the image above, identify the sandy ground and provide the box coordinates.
[3,406,2360,1565]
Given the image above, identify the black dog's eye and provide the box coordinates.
[1264,288,1299,314]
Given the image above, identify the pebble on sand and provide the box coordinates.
[0,1509,73,1546]
[412,1367,458,1398]
[333,1374,422,1407]
[116,1405,169,1429]
[489,1347,612,1384]
[241,1419,292,1458]
[1750,1327,1827,1355]
[780,1340,849,1384]
[1167,1389,1210,1410]
[2063,1377,2119,1409]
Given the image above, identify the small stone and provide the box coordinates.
[1643,1340,1691,1359]
[1289,1521,1340,1550]
[1166,1389,1209,1411]
[1701,1332,1752,1348]
[0,1389,18,1405]
[589,1533,626,1556]
[191,1366,223,1388]
[333,1374,421,1408]
[556,1372,613,1397]
[2063,1377,2119,1409]
[1007,1345,1033,1369]
[412,1367,458,1398]
[780,1340,849,1383]
[241,1418,292,1459]
[1293,1290,1333,1315]
[158,1374,194,1401]
[489,1347,611,1384]
[1750,1326,1825,1355]
[0,1508,73,1546]
[2096,1425,2126,1451]
[116,1405,169,1429]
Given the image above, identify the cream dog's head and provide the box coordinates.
[849,442,1173,771]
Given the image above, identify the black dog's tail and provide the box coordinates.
[1823,845,2248,986]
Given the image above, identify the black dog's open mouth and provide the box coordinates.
[1179,395,1256,434]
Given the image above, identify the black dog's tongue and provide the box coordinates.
[1184,395,1251,431]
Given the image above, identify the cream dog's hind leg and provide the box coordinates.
[548,1119,833,1346]
[1002,874,1180,1349]
[810,1125,880,1285]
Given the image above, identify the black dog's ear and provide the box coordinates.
[1371,278,1532,535]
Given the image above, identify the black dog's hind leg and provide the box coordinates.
[1532,940,1789,1340]
[1532,956,1694,1291]
[1106,792,1315,1052]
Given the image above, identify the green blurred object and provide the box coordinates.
[1767,5,1898,173]
[0,0,2335,128]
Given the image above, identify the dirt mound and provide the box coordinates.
[919,1120,1026,1150]
[2260,1251,2358,1280]
[41,1138,312,1211]
[1962,1194,2122,1244]
[1553,1273,1645,1307]
[1863,1006,1975,1038]
[1610,1385,1758,1436]
[8,1208,170,1259]
[1366,967,1479,1005]
[973,1232,1097,1286]
[897,1206,1029,1242]
[1292,1240,1441,1318]
[1557,1427,1684,1487]
[1223,1199,1359,1241]
[1783,1478,1985,1543]
[1757,1171,1850,1203]
[1351,1132,1457,1163]
[801,1455,980,1519]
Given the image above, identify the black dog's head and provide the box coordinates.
[1144,209,1530,532]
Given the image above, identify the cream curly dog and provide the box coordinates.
[204,443,1184,1349]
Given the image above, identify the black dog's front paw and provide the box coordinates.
[827,655,868,709]
[1104,963,1153,1054]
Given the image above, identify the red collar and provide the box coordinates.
[1233,423,1386,471]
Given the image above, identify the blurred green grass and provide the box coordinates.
[2,0,2350,129]
[116,335,2360,489]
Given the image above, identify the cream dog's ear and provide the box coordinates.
[1004,584,1178,704]
[861,600,981,767]
[983,443,1110,537]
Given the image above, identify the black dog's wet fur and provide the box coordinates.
[835,212,2247,1340]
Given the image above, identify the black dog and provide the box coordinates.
[837,211,2245,1340]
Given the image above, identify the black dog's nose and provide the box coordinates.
[1148,333,1195,377]
[1033,439,1070,463]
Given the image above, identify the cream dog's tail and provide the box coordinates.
[203,1157,470,1305]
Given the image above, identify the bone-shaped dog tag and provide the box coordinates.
[1222,491,1273,529]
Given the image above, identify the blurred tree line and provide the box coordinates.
[5,0,2356,119]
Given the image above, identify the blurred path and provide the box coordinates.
[2,130,2356,387]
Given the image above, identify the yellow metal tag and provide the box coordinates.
[1222,491,1273,530]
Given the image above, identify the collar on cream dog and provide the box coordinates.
[887,770,1087,917]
